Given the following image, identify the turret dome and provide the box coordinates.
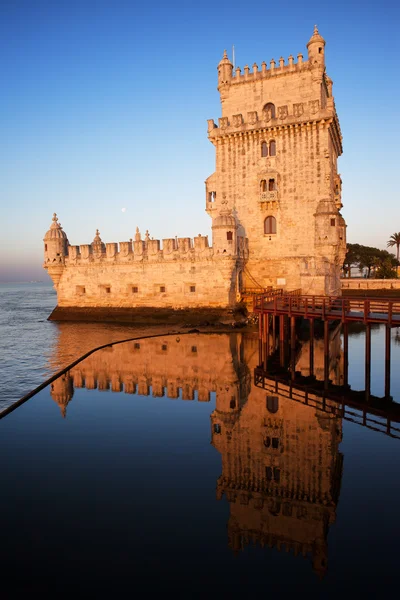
[44,213,68,241]
[306,25,325,49]
[212,208,237,229]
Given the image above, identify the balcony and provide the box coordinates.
[260,190,278,202]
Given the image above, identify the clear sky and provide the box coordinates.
[1,0,399,281]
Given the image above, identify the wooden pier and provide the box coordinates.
[254,293,400,401]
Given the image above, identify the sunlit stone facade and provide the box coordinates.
[43,28,345,319]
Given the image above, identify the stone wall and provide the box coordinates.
[341,279,400,291]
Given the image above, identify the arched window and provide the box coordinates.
[260,179,267,192]
[264,217,277,235]
[268,178,276,191]
[267,395,279,412]
[263,103,276,119]
[261,141,268,157]
[269,140,276,156]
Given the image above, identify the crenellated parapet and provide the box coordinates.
[66,232,215,265]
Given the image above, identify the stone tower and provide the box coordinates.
[43,213,69,288]
[207,27,346,295]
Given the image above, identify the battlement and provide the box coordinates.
[230,53,315,85]
[64,228,249,265]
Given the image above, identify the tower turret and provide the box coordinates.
[217,50,233,90]
[212,206,238,256]
[91,229,106,257]
[43,213,69,288]
[307,25,326,68]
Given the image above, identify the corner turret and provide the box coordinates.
[307,25,326,68]
[217,50,233,90]
[43,213,69,288]
[212,205,237,255]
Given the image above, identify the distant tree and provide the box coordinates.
[343,243,361,278]
[387,232,400,263]
[343,243,398,278]
[375,257,397,279]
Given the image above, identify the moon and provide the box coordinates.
[121,207,126,213]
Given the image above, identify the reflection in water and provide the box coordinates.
[49,331,345,577]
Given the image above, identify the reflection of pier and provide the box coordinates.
[254,370,400,439]
[255,294,398,399]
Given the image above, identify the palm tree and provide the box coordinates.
[387,232,400,264]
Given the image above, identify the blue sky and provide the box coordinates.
[1,0,399,281]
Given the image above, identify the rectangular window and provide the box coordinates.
[134,343,140,350]
[76,285,86,295]
[161,344,168,351]
[191,346,197,353]
[105,287,111,294]
[190,285,196,293]
[160,285,166,293]
[132,286,138,293]
[330,218,336,226]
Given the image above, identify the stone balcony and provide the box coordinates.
[260,191,278,202]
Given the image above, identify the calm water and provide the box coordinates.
[1,286,400,594]
[0,282,179,411]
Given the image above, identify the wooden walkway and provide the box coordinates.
[254,294,400,326]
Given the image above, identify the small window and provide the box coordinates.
[266,466,273,481]
[264,216,277,235]
[226,231,233,241]
[190,285,196,293]
[263,103,276,119]
[132,286,138,293]
[269,140,276,156]
[191,346,197,353]
[260,180,267,192]
[272,438,280,449]
[230,397,236,409]
[273,467,280,483]
[45,244,48,251]
[161,344,168,351]
[105,286,111,294]
[267,395,279,413]
[261,141,268,157]
[160,285,166,293]
[214,424,221,434]
[264,436,271,448]
[330,218,336,226]
[268,178,276,191]
[76,285,85,295]
[134,343,140,350]
[318,47,322,54]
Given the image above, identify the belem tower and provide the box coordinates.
[43,27,346,321]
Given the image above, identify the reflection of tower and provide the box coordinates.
[296,323,344,385]
[212,333,343,577]
[50,373,73,418]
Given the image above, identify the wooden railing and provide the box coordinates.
[253,294,400,325]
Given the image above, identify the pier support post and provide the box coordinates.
[324,320,329,390]
[343,322,349,388]
[365,323,371,401]
[279,315,285,367]
[385,324,391,398]
[290,316,296,381]
[309,319,314,378]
